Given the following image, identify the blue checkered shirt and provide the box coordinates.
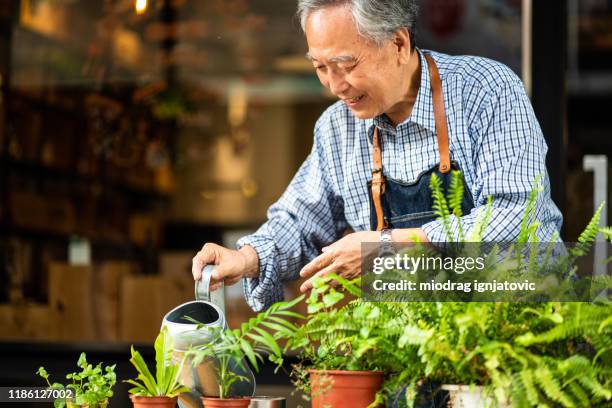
[237,49,563,311]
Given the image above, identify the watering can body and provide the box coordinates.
[161,266,255,408]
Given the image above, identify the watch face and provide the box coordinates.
[380,229,393,242]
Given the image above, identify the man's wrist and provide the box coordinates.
[239,245,260,279]
[391,228,429,243]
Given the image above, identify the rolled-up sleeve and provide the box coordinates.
[422,78,563,243]
[237,118,349,311]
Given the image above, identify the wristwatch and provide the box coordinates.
[380,228,392,243]
[379,228,395,256]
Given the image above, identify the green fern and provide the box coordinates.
[448,171,466,241]
[517,175,544,244]
[600,227,612,242]
[285,172,612,408]
[429,173,455,241]
[570,202,605,259]
[467,195,493,242]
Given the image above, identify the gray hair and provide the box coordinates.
[297,0,418,49]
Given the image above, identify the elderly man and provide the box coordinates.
[192,0,562,312]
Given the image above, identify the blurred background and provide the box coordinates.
[0,0,610,405]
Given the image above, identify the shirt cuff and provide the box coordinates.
[421,217,462,250]
[237,235,284,312]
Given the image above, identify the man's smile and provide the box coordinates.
[343,94,366,107]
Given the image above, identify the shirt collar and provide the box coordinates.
[366,49,436,142]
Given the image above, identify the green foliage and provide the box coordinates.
[283,173,612,407]
[286,274,425,406]
[125,326,190,398]
[37,353,116,408]
[186,296,304,399]
[600,226,612,242]
[448,171,466,241]
[429,173,455,241]
[570,202,605,259]
[388,174,611,407]
[404,301,612,407]
[517,175,544,244]
[466,195,493,242]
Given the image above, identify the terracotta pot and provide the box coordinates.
[129,395,178,408]
[201,397,251,408]
[309,369,384,408]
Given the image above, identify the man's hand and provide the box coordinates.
[192,243,259,291]
[298,228,429,292]
[299,231,379,292]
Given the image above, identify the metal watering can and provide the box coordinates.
[161,265,256,408]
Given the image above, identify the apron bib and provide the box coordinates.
[368,53,474,232]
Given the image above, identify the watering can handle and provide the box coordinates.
[195,265,216,301]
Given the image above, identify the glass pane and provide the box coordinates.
[416,0,523,76]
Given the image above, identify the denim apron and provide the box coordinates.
[367,54,475,408]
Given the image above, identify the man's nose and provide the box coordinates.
[328,71,349,96]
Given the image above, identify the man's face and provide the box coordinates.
[304,5,412,120]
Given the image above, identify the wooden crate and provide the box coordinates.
[119,275,193,343]
[48,263,95,341]
[92,261,135,342]
[0,303,55,340]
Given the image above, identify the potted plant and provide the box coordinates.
[125,326,191,407]
[287,172,612,408]
[383,173,612,407]
[285,273,422,408]
[37,353,116,408]
[185,296,304,408]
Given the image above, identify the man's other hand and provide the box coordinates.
[192,243,259,291]
[298,231,379,292]
[298,228,429,292]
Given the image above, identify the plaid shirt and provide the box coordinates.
[237,49,563,311]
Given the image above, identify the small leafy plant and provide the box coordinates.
[185,296,304,399]
[37,353,116,408]
[125,326,190,397]
[286,274,419,406]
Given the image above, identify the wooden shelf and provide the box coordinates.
[1,155,171,200]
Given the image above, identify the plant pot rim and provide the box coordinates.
[308,369,384,376]
[201,396,252,401]
[129,395,179,402]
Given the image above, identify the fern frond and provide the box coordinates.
[519,369,541,406]
[467,195,493,242]
[518,175,544,244]
[566,382,590,407]
[429,173,455,241]
[448,171,465,241]
[599,226,612,242]
[570,202,605,259]
[533,366,574,408]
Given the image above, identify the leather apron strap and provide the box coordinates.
[425,53,451,173]
[371,127,386,231]
[371,53,450,231]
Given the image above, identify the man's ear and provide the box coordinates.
[393,27,412,64]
